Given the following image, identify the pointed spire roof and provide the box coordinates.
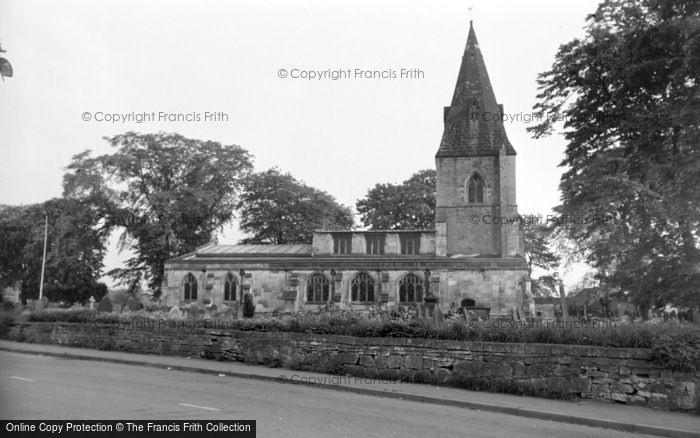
[436,21,516,157]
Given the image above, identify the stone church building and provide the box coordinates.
[162,21,529,315]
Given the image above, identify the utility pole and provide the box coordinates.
[38,215,48,300]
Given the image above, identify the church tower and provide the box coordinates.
[435,21,521,258]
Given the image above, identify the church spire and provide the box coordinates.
[436,21,516,157]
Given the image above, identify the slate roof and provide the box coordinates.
[170,243,313,260]
[436,21,516,157]
[198,244,313,256]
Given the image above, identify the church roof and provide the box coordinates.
[436,21,516,157]
[199,244,313,256]
[170,243,313,260]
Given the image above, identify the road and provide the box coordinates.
[0,350,653,438]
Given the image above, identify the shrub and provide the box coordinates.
[125,299,143,312]
[16,306,700,372]
[28,309,92,323]
[0,306,18,338]
[96,296,113,313]
[213,306,237,320]
[185,303,204,318]
[109,289,129,302]
[242,296,255,318]
[140,297,163,312]
[651,333,700,372]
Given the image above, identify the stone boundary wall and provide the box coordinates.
[5,322,699,413]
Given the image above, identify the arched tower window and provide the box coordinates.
[351,273,375,303]
[467,174,485,203]
[399,273,424,303]
[307,273,330,303]
[183,273,198,302]
[224,273,237,302]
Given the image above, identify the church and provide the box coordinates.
[162,21,529,315]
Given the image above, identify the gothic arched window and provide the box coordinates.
[351,273,375,303]
[399,273,424,303]
[224,273,237,302]
[307,273,330,303]
[184,273,198,302]
[467,174,485,203]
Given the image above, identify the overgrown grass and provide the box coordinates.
[10,307,700,371]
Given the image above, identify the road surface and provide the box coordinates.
[0,350,652,438]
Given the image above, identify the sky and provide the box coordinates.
[0,0,602,287]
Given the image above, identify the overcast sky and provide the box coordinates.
[0,0,601,287]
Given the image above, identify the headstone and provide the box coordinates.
[558,280,568,322]
[525,280,536,316]
[435,308,444,324]
[169,305,183,319]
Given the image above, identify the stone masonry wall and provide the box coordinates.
[164,267,526,315]
[6,322,698,413]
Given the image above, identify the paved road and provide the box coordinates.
[0,351,653,438]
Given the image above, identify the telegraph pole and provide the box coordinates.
[38,215,48,300]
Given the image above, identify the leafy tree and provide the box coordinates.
[521,219,560,276]
[0,205,35,291]
[0,199,108,304]
[529,0,700,313]
[566,271,622,317]
[236,168,354,244]
[520,218,561,297]
[65,132,253,295]
[356,169,436,230]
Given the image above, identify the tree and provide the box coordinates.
[0,205,35,291]
[356,169,436,230]
[41,198,110,303]
[520,218,561,297]
[0,199,108,304]
[529,0,700,312]
[236,168,354,244]
[566,271,621,318]
[65,132,253,295]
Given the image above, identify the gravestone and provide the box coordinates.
[169,305,183,319]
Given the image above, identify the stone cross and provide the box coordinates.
[88,296,96,310]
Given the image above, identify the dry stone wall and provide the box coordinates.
[5,322,698,413]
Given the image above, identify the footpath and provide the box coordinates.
[0,340,698,438]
